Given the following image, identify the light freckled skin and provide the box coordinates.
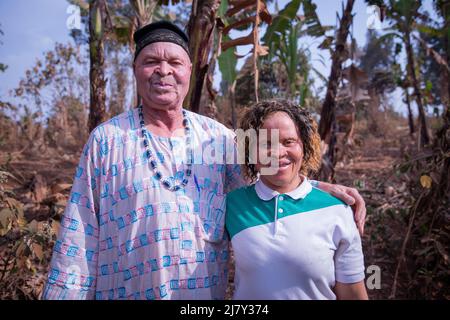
[256,112,304,194]
[133,42,192,112]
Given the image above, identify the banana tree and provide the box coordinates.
[389,0,449,299]
[109,0,160,107]
[108,0,160,54]
[184,0,221,113]
[414,10,450,108]
[131,0,158,28]
[318,0,355,181]
[396,0,430,147]
[263,17,317,104]
[367,0,430,148]
[263,0,303,99]
[71,0,160,130]
[262,0,330,105]
[88,0,108,132]
[218,0,238,127]
[220,0,272,103]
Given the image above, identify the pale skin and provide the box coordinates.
[133,42,192,138]
[256,112,368,300]
[133,40,366,234]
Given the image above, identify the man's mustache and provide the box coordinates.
[149,75,177,86]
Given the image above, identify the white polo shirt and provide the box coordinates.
[225,178,365,300]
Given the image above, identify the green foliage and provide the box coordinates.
[235,58,285,107]
[415,11,448,106]
[217,0,238,94]
[360,30,396,94]
[302,0,332,39]
[389,145,450,298]
[218,35,238,88]
[262,0,301,50]
[261,1,318,106]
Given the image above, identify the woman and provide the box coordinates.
[226,99,368,300]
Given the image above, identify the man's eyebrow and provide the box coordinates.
[140,54,159,59]
[140,53,185,61]
[165,55,185,60]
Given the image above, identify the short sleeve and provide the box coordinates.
[333,206,366,284]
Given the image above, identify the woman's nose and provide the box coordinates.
[269,143,286,158]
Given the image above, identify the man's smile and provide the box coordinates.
[152,81,174,89]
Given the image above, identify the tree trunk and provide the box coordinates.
[318,0,355,181]
[414,25,450,247]
[130,0,157,109]
[185,0,221,114]
[404,87,415,136]
[404,29,430,148]
[445,23,450,111]
[88,0,107,133]
[436,16,450,198]
[130,0,156,29]
[109,50,126,117]
[202,27,221,119]
[230,82,237,129]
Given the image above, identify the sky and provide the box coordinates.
[0,0,438,116]
[0,0,70,97]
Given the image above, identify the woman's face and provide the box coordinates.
[255,112,304,194]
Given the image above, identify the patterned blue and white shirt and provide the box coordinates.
[42,107,244,300]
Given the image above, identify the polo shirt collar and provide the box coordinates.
[255,176,312,201]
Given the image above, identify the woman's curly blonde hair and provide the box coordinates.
[238,99,321,183]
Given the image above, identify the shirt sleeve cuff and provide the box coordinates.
[309,179,319,188]
[335,271,366,284]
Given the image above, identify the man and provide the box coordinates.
[42,21,366,300]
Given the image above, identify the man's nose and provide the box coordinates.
[156,61,171,76]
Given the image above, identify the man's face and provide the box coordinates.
[134,42,192,110]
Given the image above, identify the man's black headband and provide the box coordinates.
[133,21,190,61]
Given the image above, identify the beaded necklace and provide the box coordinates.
[137,105,192,191]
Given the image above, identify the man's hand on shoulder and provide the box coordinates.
[314,181,366,236]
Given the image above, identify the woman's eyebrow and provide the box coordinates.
[282,137,299,141]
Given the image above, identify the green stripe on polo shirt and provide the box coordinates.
[226,186,273,240]
[225,185,346,239]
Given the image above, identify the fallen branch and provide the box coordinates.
[389,192,423,299]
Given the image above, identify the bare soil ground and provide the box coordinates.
[1,125,415,299]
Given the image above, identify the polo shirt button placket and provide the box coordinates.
[274,195,284,235]
[278,196,284,215]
